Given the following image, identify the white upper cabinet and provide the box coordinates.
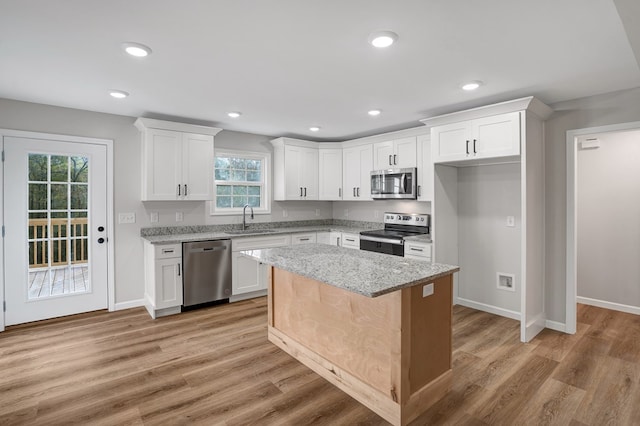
[342,144,373,200]
[318,148,343,200]
[416,134,433,201]
[271,138,319,201]
[431,112,521,164]
[135,118,221,201]
[373,137,417,169]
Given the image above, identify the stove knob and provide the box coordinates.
[397,215,402,220]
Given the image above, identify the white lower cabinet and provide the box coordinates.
[231,235,291,296]
[404,241,432,262]
[291,233,317,244]
[143,242,183,319]
[341,232,360,249]
[317,231,342,246]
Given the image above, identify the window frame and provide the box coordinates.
[210,149,271,216]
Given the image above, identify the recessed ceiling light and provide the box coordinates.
[461,81,483,91]
[227,111,242,118]
[368,31,398,48]
[309,126,321,132]
[122,42,152,57]
[368,109,382,116]
[109,90,129,99]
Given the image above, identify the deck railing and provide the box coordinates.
[29,218,88,268]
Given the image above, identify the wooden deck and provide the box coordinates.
[28,265,88,299]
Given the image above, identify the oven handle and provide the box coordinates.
[359,235,404,245]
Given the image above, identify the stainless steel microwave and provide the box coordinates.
[370,168,417,200]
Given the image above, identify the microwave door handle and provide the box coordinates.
[401,173,407,193]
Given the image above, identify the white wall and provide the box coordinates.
[0,98,329,306]
[545,87,640,323]
[332,200,431,222]
[457,164,521,313]
[577,130,640,308]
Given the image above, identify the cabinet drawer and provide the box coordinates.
[341,233,360,249]
[404,242,432,260]
[291,233,317,244]
[232,234,292,251]
[155,243,181,259]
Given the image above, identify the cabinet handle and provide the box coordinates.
[336,237,341,246]
[184,184,188,196]
[473,139,477,154]
[177,263,181,276]
[393,154,397,165]
[177,185,181,196]
[466,140,470,155]
[388,154,393,165]
[418,185,421,197]
[357,187,360,197]
[300,187,303,197]
[353,187,356,197]
[304,187,307,197]
[339,188,342,197]
[410,247,424,252]
[162,249,174,254]
[300,238,310,241]
[346,238,355,242]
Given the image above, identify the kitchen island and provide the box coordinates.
[242,244,459,426]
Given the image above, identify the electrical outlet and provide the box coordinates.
[506,216,515,227]
[422,283,434,298]
[175,212,183,222]
[497,273,516,292]
[118,212,136,224]
[149,212,159,223]
[315,209,320,217]
[374,210,379,219]
[344,209,349,217]
[282,209,288,218]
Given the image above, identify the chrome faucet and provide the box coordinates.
[242,204,254,230]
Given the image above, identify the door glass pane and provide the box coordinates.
[28,153,90,300]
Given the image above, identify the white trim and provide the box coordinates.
[456,297,521,321]
[211,149,271,215]
[0,128,115,326]
[577,296,640,316]
[134,117,222,136]
[566,120,640,336]
[229,289,267,303]
[114,299,145,311]
[545,320,566,333]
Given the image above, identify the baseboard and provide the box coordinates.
[456,297,521,321]
[229,289,267,303]
[114,299,145,311]
[545,320,567,333]
[577,296,640,315]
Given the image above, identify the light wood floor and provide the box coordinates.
[0,298,638,425]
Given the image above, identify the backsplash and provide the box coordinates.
[140,218,381,237]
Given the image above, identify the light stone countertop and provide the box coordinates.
[241,243,458,298]
[141,225,370,244]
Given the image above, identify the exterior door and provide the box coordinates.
[4,136,108,325]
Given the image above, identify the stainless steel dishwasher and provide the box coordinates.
[182,239,232,308]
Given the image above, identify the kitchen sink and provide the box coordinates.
[225,229,277,235]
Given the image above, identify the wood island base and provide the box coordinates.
[267,267,454,426]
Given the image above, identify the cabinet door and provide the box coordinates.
[142,128,182,200]
[472,112,521,159]
[319,149,343,200]
[300,147,319,200]
[316,232,330,244]
[154,258,183,309]
[182,133,214,200]
[284,145,303,199]
[393,137,417,168]
[417,134,433,201]
[373,141,394,169]
[342,147,360,200]
[357,144,373,200]
[431,122,471,163]
[232,251,262,295]
[341,233,360,249]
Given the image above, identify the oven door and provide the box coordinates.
[359,235,404,256]
[370,168,417,200]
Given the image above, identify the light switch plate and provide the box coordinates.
[118,212,136,224]
[422,283,434,297]
[149,212,159,223]
[506,216,515,227]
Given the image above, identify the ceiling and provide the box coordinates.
[1,0,639,141]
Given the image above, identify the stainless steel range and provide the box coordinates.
[360,212,430,256]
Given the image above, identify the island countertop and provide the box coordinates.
[241,243,459,297]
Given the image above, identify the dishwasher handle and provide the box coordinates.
[189,245,228,253]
